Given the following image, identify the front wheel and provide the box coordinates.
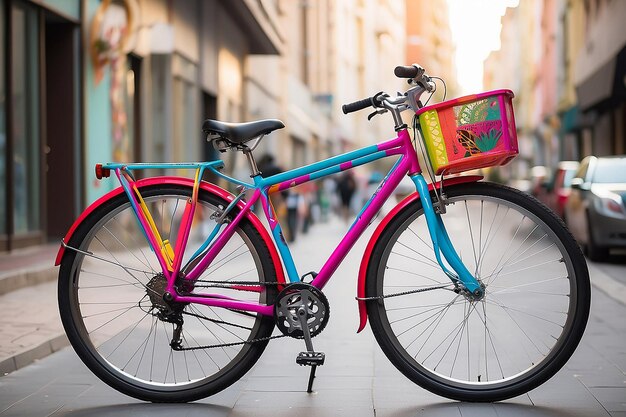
[366,182,590,402]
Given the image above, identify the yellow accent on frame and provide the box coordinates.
[134,185,173,270]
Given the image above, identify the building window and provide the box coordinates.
[291,136,306,169]
[172,53,199,164]
[173,77,198,162]
[11,3,40,234]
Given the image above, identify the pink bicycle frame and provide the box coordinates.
[95,129,421,317]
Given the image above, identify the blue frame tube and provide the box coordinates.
[410,174,481,294]
[102,133,481,298]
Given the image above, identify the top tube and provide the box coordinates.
[252,129,420,192]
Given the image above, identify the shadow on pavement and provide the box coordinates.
[55,402,231,417]
[383,402,581,417]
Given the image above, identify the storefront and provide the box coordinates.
[576,43,626,157]
[0,0,282,252]
[0,0,81,251]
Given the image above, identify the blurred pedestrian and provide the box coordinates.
[258,154,282,178]
[285,189,304,242]
[258,153,287,227]
[336,171,356,223]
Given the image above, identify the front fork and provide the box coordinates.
[410,174,484,299]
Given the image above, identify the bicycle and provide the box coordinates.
[56,64,590,403]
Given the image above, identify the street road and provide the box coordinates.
[1,218,625,417]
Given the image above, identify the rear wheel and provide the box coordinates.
[58,184,278,402]
[366,182,590,401]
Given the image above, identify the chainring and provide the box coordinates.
[274,283,330,339]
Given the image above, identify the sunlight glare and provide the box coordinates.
[447,0,519,94]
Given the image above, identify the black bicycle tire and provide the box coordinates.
[365,182,590,402]
[58,184,278,402]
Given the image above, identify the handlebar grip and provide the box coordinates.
[342,97,375,114]
[394,65,420,78]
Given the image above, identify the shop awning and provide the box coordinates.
[576,43,626,111]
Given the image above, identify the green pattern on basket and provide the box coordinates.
[476,129,502,152]
[456,97,501,125]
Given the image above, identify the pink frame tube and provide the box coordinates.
[310,150,414,289]
[166,129,419,315]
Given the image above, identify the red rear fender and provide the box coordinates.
[55,177,286,284]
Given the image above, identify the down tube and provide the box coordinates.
[311,157,411,289]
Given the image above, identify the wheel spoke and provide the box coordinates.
[369,184,588,399]
[59,189,276,400]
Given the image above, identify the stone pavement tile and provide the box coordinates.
[243,375,311,392]
[234,388,372,409]
[457,402,498,417]
[228,406,375,417]
[572,365,626,388]
[196,379,246,408]
[0,370,61,413]
[528,373,605,408]
[614,353,626,374]
[587,387,626,412]
[58,371,245,409]
[52,402,231,417]
[372,376,451,409]
[567,343,621,372]
[316,348,375,377]
[0,382,92,417]
[374,403,462,417]
[245,375,372,392]
[493,404,609,417]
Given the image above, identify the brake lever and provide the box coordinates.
[367,109,387,121]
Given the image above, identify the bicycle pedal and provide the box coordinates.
[296,351,325,366]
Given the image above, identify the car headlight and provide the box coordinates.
[593,190,626,219]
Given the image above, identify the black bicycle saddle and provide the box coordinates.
[202,119,285,144]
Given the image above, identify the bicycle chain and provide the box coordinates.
[172,280,453,350]
[171,333,287,351]
[171,278,285,351]
[355,283,454,301]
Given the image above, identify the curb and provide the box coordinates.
[0,333,69,376]
[587,261,626,305]
[0,267,58,296]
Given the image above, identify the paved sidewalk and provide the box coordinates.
[0,244,66,375]
[0,244,58,295]
[1,218,626,416]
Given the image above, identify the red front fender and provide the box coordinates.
[356,175,482,333]
[55,177,286,285]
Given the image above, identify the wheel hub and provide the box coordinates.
[146,273,186,319]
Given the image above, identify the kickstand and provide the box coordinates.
[307,365,317,393]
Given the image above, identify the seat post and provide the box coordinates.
[243,147,261,177]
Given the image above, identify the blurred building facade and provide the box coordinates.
[574,0,626,158]
[405,0,458,101]
[484,0,626,180]
[1,0,84,251]
[484,1,547,179]
[0,0,406,252]
[248,0,406,172]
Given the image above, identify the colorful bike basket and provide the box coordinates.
[416,89,518,175]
